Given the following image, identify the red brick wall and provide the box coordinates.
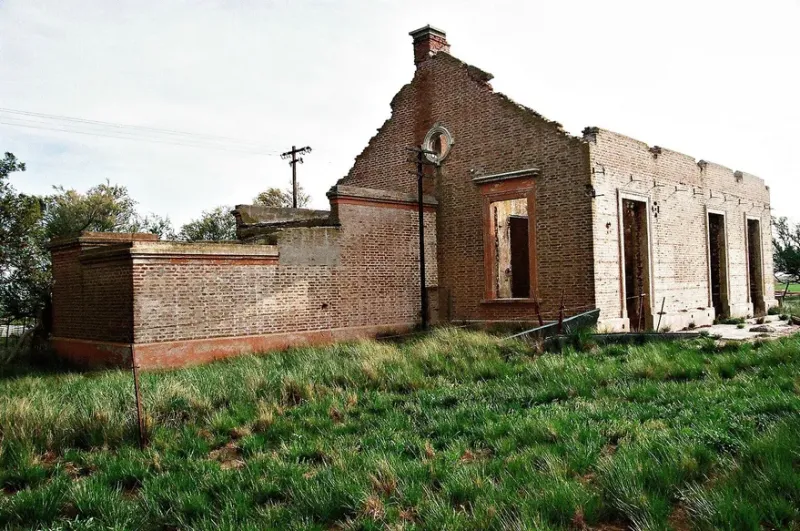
[130,200,437,344]
[51,243,134,343]
[340,52,595,322]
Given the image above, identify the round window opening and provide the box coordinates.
[423,124,454,165]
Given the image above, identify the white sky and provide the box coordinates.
[1,0,798,226]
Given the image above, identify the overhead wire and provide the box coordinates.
[0,107,280,155]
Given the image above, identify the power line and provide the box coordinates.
[0,107,281,155]
[0,107,276,148]
[0,119,277,155]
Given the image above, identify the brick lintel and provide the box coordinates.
[472,168,540,185]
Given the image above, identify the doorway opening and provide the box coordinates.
[622,199,651,331]
[747,219,765,316]
[708,213,729,318]
[491,198,530,298]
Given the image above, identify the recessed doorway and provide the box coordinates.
[707,212,729,318]
[622,198,651,331]
[746,218,765,316]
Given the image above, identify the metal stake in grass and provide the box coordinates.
[657,297,666,332]
[131,351,147,449]
[534,293,544,327]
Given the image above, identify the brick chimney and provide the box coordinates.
[409,25,450,66]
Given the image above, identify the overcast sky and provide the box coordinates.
[1,0,798,226]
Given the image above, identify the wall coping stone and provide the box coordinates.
[233,205,332,227]
[79,240,279,263]
[49,231,159,251]
[328,184,438,206]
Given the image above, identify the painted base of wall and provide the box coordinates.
[653,307,716,331]
[51,337,133,368]
[596,317,630,333]
[599,307,717,333]
[727,302,754,319]
[51,323,413,370]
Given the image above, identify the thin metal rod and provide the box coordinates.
[131,351,147,449]
[417,149,428,330]
[534,295,544,327]
[291,145,297,208]
[657,297,665,332]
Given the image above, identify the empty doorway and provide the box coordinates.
[491,198,530,298]
[707,213,729,318]
[509,216,530,298]
[747,218,765,316]
[622,198,651,331]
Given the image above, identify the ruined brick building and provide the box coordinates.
[50,26,776,368]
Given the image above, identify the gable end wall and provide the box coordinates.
[340,52,595,323]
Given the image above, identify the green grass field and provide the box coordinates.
[2,330,800,530]
[777,283,800,294]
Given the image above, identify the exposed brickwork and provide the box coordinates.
[340,51,595,322]
[50,194,437,367]
[131,200,435,345]
[49,26,776,367]
[586,129,776,330]
[50,235,156,343]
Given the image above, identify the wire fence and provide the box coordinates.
[1,318,35,347]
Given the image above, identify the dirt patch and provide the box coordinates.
[64,462,96,479]
[2,485,21,496]
[229,426,252,440]
[37,451,59,467]
[209,442,245,470]
[459,448,492,463]
[668,504,691,531]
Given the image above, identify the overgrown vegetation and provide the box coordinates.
[1,151,310,360]
[1,329,799,529]
[773,216,800,298]
[714,316,745,326]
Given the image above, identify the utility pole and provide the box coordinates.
[406,146,438,330]
[280,145,312,208]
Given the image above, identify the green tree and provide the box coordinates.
[129,213,176,241]
[254,182,310,208]
[2,161,176,328]
[43,182,138,239]
[774,216,800,298]
[42,182,175,240]
[179,206,237,241]
[0,153,48,321]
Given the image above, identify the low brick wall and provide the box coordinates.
[49,187,438,369]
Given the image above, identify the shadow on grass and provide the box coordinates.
[0,350,84,380]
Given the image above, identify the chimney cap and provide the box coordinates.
[409,25,447,41]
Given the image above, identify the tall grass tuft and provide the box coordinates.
[0,328,799,529]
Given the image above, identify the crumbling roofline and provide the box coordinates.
[584,127,768,187]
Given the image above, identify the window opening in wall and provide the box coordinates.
[422,124,454,165]
[622,199,651,331]
[747,219,765,316]
[708,213,729,318]
[491,198,530,298]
